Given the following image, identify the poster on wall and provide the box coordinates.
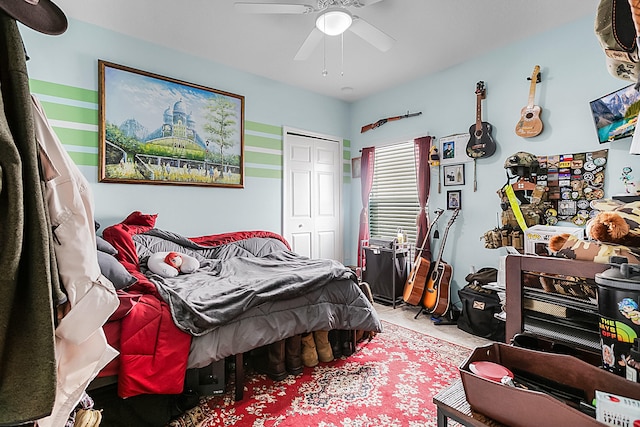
[439,133,472,165]
[536,149,608,226]
[589,84,640,144]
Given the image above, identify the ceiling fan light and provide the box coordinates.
[316,7,352,36]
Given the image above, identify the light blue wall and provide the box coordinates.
[19,14,640,305]
[20,19,351,237]
[349,14,640,303]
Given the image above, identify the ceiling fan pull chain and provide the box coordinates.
[322,31,328,76]
[341,33,344,76]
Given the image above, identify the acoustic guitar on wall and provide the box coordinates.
[466,81,496,159]
[402,209,444,306]
[515,65,543,138]
[421,208,459,316]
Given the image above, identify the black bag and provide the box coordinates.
[457,284,505,342]
[464,267,498,285]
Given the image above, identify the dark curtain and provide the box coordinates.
[414,136,432,260]
[357,147,375,267]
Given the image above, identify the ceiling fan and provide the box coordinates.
[234,0,395,61]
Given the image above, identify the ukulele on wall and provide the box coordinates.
[465,81,496,159]
[402,208,444,306]
[421,208,459,316]
[515,65,543,138]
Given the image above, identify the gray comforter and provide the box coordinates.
[133,229,383,366]
[150,250,356,336]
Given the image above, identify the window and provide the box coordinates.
[368,141,419,243]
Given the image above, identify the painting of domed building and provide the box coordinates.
[99,61,244,188]
[146,99,206,148]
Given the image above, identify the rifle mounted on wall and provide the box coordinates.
[361,111,422,133]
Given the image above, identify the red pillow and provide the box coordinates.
[122,211,157,227]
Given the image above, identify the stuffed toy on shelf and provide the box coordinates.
[550,199,640,250]
[548,199,640,264]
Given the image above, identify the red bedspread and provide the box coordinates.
[101,211,290,397]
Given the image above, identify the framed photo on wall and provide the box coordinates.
[439,133,472,165]
[443,163,465,186]
[98,60,245,188]
[447,190,462,210]
[351,157,361,178]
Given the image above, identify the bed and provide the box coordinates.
[96,211,383,399]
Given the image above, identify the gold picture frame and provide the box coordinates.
[98,60,245,188]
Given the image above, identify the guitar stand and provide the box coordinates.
[414,305,459,324]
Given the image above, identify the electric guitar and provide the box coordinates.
[421,208,460,316]
[466,81,496,159]
[515,65,543,138]
[402,208,445,306]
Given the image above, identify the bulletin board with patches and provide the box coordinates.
[535,149,608,226]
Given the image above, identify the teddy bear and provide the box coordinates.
[147,251,200,278]
[587,199,640,247]
[547,199,640,264]
[549,199,640,252]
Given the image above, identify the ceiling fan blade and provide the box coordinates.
[294,27,323,61]
[349,16,395,52]
[234,2,314,14]
[354,0,386,6]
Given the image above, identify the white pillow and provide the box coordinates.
[147,251,200,278]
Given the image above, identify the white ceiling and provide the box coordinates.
[54,0,598,102]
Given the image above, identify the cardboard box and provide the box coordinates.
[524,225,584,255]
[459,343,640,427]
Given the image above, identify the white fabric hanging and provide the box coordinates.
[31,95,119,427]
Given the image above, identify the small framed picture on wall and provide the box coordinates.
[443,163,465,186]
[351,157,361,178]
[447,190,462,210]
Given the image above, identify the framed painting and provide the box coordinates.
[98,60,244,188]
[447,190,462,210]
[443,163,465,186]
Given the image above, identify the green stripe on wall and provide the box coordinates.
[53,127,98,148]
[245,134,282,151]
[344,176,351,184]
[245,151,282,166]
[343,139,350,148]
[27,80,354,183]
[40,101,98,125]
[246,167,281,179]
[30,79,98,104]
[245,121,281,136]
[68,151,98,167]
[343,151,350,160]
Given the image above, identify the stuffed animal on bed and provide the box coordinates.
[148,251,200,278]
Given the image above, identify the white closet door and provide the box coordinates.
[283,128,343,261]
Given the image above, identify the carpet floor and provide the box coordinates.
[168,320,474,427]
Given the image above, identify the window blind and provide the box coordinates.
[368,141,419,244]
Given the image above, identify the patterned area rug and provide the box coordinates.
[168,321,473,427]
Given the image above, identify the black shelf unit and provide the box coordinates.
[362,240,411,308]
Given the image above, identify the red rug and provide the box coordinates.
[168,321,473,427]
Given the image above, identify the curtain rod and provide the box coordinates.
[358,134,434,152]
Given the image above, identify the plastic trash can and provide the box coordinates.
[596,259,640,377]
